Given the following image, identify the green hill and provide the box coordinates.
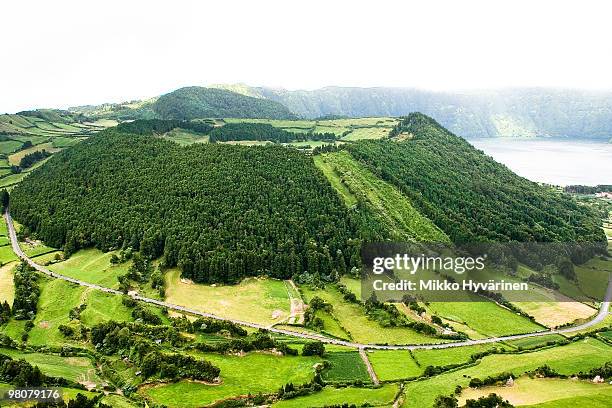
[347,113,606,247]
[152,87,296,120]
[9,131,357,284]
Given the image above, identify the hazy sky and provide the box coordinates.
[2,0,612,113]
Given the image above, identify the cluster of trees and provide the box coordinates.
[10,134,359,284]
[171,315,247,337]
[0,189,8,213]
[89,320,220,380]
[32,393,111,408]
[303,296,332,330]
[349,113,606,256]
[140,351,220,381]
[209,122,336,143]
[302,341,325,356]
[0,354,75,388]
[194,332,298,356]
[0,301,10,324]
[11,262,40,320]
[434,393,514,408]
[115,119,213,135]
[18,149,52,169]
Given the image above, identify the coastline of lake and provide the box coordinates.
[469,138,612,186]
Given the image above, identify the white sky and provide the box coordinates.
[2,0,612,113]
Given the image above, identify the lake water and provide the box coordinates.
[469,139,612,186]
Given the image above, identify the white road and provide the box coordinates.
[5,210,611,350]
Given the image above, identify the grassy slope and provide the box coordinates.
[314,151,449,242]
[144,352,321,408]
[0,348,100,384]
[301,286,446,345]
[48,248,130,289]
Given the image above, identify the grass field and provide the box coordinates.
[412,343,509,368]
[342,127,391,140]
[52,136,83,148]
[21,240,57,258]
[79,290,134,326]
[28,278,86,346]
[0,172,28,188]
[0,262,15,305]
[504,334,567,350]
[526,393,612,408]
[314,151,449,242]
[165,268,291,325]
[0,140,24,155]
[301,286,445,345]
[0,348,100,386]
[161,128,209,146]
[401,338,611,408]
[48,248,130,289]
[426,294,543,337]
[144,352,321,407]
[0,244,19,264]
[458,377,612,407]
[368,349,422,381]
[272,383,399,408]
[321,352,371,383]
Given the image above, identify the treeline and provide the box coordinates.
[10,133,359,285]
[349,113,606,254]
[564,185,612,194]
[115,118,213,135]
[12,262,40,320]
[209,122,336,143]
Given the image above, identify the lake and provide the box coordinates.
[469,139,612,186]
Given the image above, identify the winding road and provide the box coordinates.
[5,210,611,351]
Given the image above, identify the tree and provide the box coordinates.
[302,341,325,357]
[433,395,458,408]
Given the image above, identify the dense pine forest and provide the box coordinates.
[8,114,607,285]
[9,132,359,283]
[349,113,606,251]
[152,87,296,120]
[209,122,336,143]
[115,119,214,135]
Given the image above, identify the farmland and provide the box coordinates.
[143,352,321,408]
[165,268,291,325]
[401,338,611,408]
[48,248,130,289]
[0,112,610,408]
[458,377,612,407]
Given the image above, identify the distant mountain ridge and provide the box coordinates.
[70,87,295,121]
[66,84,612,140]
[213,84,612,140]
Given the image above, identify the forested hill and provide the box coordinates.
[152,87,296,120]
[215,84,612,140]
[9,132,359,284]
[347,113,607,252]
[68,87,296,121]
